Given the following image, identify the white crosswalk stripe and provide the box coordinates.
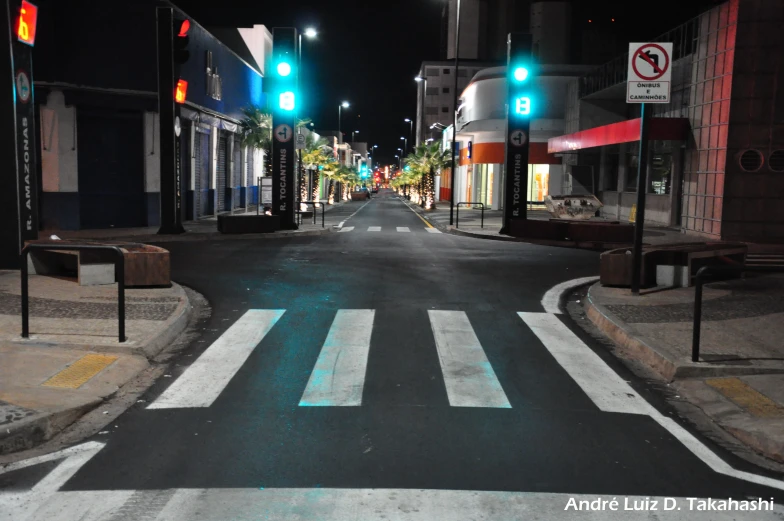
[148,310,284,409]
[368,226,381,232]
[425,227,441,233]
[428,311,511,408]
[396,227,410,232]
[336,227,437,233]
[518,312,652,415]
[299,310,375,407]
[338,226,354,232]
[145,308,649,412]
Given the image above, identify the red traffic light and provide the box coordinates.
[16,0,38,46]
[178,19,190,37]
[175,79,188,103]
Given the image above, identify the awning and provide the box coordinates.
[547,117,690,154]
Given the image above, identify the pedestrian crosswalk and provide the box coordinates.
[337,226,441,233]
[148,309,626,412]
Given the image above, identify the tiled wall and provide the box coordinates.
[680,0,737,237]
[721,0,784,242]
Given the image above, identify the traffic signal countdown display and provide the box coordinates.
[502,32,534,232]
[271,28,298,229]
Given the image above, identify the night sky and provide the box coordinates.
[175,0,722,167]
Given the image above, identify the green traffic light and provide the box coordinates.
[513,67,529,82]
[279,91,295,111]
[277,62,292,77]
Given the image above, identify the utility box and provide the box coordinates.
[545,194,602,220]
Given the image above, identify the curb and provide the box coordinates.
[9,282,195,360]
[0,283,204,455]
[104,228,333,243]
[583,283,784,381]
[0,399,101,455]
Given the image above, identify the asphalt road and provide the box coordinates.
[2,190,784,520]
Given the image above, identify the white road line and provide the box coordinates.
[148,310,284,409]
[340,198,373,226]
[529,276,784,492]
[518,312,652,415]
[425,227,442,234]
[368,226,381,232]
[299,310,375,406]
[338,226,354,233]
[0,441,108,521]
[397,227,410,232]
[428,311,511,408]
[10,489,784,521]
[540,276,599,314]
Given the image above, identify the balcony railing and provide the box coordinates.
[579,16,700,98]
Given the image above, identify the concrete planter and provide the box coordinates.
[350,192,369,201]
[217,214,281,234]
[122,245,170,287]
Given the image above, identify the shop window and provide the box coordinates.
[604,153,619,191]
[649,149,673,195]
[528,164,550,202]
[625,154,639,192]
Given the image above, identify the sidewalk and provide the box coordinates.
[0,270,192,454]
[408,198,696,246]
[582,273,784,462]
[43,200,363,243]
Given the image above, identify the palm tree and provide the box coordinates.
[404,142,449,210]
[302,135,336,205]
[238,105,311,176]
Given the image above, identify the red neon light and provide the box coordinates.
[16,1,38,46]
[175,79,188,103]
[178,19,190,37]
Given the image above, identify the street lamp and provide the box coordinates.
[338,101,350,142]
[404,118,413,150]
[352,130,359,143]
[400,136,407,155]
[449,0,462,225]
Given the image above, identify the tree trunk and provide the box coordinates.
[328,179,335,204]
[426,167,436,210]
[312,171,320,205]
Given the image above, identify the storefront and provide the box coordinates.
[443,65,590,210]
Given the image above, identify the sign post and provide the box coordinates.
[1,0,40,269]
[501,32,533,235]
[627,42,672,294]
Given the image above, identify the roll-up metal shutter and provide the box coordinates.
[216,134,228,212]
[233,136,241,208]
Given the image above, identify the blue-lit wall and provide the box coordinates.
[33,0,263,119]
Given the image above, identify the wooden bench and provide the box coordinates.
[600,242,747,288]
[25,240,171,287]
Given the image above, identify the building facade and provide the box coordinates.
[442,64,590,207]
[33,0,270,230]
[548,0,784,243]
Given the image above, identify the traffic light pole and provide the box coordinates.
[501,33,533,235]
[271,27,298,230]
[156,7,185,235]
[1,0,40,269]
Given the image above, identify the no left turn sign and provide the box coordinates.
[627,42,673,104]
[631,43,670,81]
